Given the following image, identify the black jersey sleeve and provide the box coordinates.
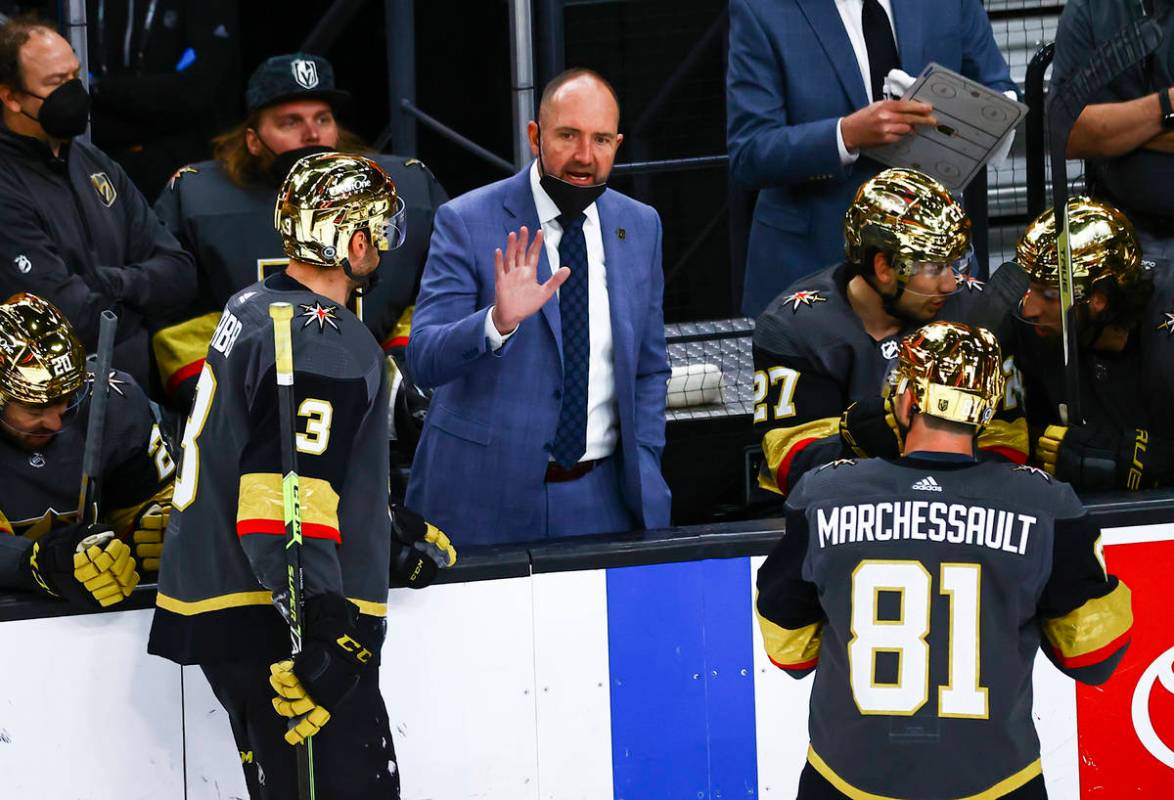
[755,502,825,678]
[1039,506,1132,685]
[753,346,847,495]
[236,367,372,600]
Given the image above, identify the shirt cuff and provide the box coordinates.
[836,118,860,166]
[484,306,517,351]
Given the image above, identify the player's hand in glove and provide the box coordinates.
[269,593,375,745]
[390,504,456,589]
[22,524,140,607]
[839,395,904,459]
[1037,424,1173,491]
[130,503,169,572]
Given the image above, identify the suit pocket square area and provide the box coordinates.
[426,404,493,446]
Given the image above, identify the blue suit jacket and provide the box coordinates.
[727,0,1015,317]
[405,167,672,546]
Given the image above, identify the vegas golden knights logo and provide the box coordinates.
[89,172,117,207]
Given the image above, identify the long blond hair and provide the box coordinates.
[211,112,370,188]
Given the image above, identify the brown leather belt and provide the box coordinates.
[544,458,601,483]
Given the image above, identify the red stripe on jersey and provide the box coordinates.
[382,336,409,352]
[1052,629,1132,669]
[980,445,1028,465]
[167,358,205,397]
[236,519,342,543]
[776,437,817,492]
[768,654,819,672]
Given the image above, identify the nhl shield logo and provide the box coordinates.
[291,59,319,89]
[89,172,117,207]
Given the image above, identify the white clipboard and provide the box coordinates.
[865,63,1028,191]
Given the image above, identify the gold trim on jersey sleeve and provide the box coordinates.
[237,473,341,541]
[976,417,1029,462]
[759,417,840,495]
[1043,580,1133,663]
[152,312,221,395]
[807,746,1042,800]
[756,607,822,669]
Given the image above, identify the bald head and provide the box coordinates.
[529,68,623,186]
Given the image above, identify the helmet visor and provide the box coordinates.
[374,196,407,252]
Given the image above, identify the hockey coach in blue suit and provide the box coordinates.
[727,0,1016,317]
[406,68,672,546]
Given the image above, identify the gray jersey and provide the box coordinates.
[148,273,391,665]
[0,370,173,590]
[757,455,1132,798]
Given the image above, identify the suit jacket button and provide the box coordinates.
[543,442,553,453]
[552,389,562,400]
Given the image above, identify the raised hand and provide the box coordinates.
[491,226,570,335]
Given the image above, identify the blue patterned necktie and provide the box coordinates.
[551,212,590,468]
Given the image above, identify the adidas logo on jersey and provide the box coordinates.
[912,476,943,492]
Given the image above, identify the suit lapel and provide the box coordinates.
[598,193,635,382]
[503,168,562,359]
[796,0,869,110]
[890,0,924,75]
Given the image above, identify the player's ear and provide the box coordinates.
[347,228,371,262]
[1087,287,1110,317]
[873,251,895,287]
[893,388,914,429]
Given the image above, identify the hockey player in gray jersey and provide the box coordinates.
[0,293,168,605]
[757,320,1132,799]
[753,168,1029,498]
[1013,197,1174,490]
[147,152,456,800]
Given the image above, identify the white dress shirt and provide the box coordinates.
[833,0,897,166]
[484,161,618,461]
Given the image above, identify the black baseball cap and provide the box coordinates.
[245,52,352,113]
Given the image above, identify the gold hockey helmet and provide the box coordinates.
[889,320,1005,427]
[274,151,406,268]
[844,168,972,280]
[1015,197,1143,303]
[0,293,87,406]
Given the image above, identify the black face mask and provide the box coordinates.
[267,143,333,187]
[536,125,607,220]
[23,79,91,139]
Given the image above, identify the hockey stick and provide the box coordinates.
[269,302,316,800]
[77,310,118,523]
[1045,16,1164,424]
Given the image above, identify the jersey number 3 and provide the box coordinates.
[849,560,988,719]
[174,365,336,510]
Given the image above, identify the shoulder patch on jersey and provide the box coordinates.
[817,458,856,472]
[299,302,341,333]
[89,172,117,207]
[956,274,984,292]
[86,369,127,397]
[1013,464,1052,482]
[781,290,827,312]
[1156,311,1174,336]
[167,165,199,190]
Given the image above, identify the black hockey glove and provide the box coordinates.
[390,504,457,590]
[1037,425,1174,491]
[269,593,376,745]
[21,523,140,608]
[839,395,904,459]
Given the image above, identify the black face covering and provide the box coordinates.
[267,143,333,187]
[23,79,91,139]
[536,126,607,219]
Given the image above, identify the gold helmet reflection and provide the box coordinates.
[0,293,87,406]
[274,151,406,268]
[1016,197,1143,303]
[844,168,972,280]
[889,321,1004,427]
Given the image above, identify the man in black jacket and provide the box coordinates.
[0,18,195,389]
